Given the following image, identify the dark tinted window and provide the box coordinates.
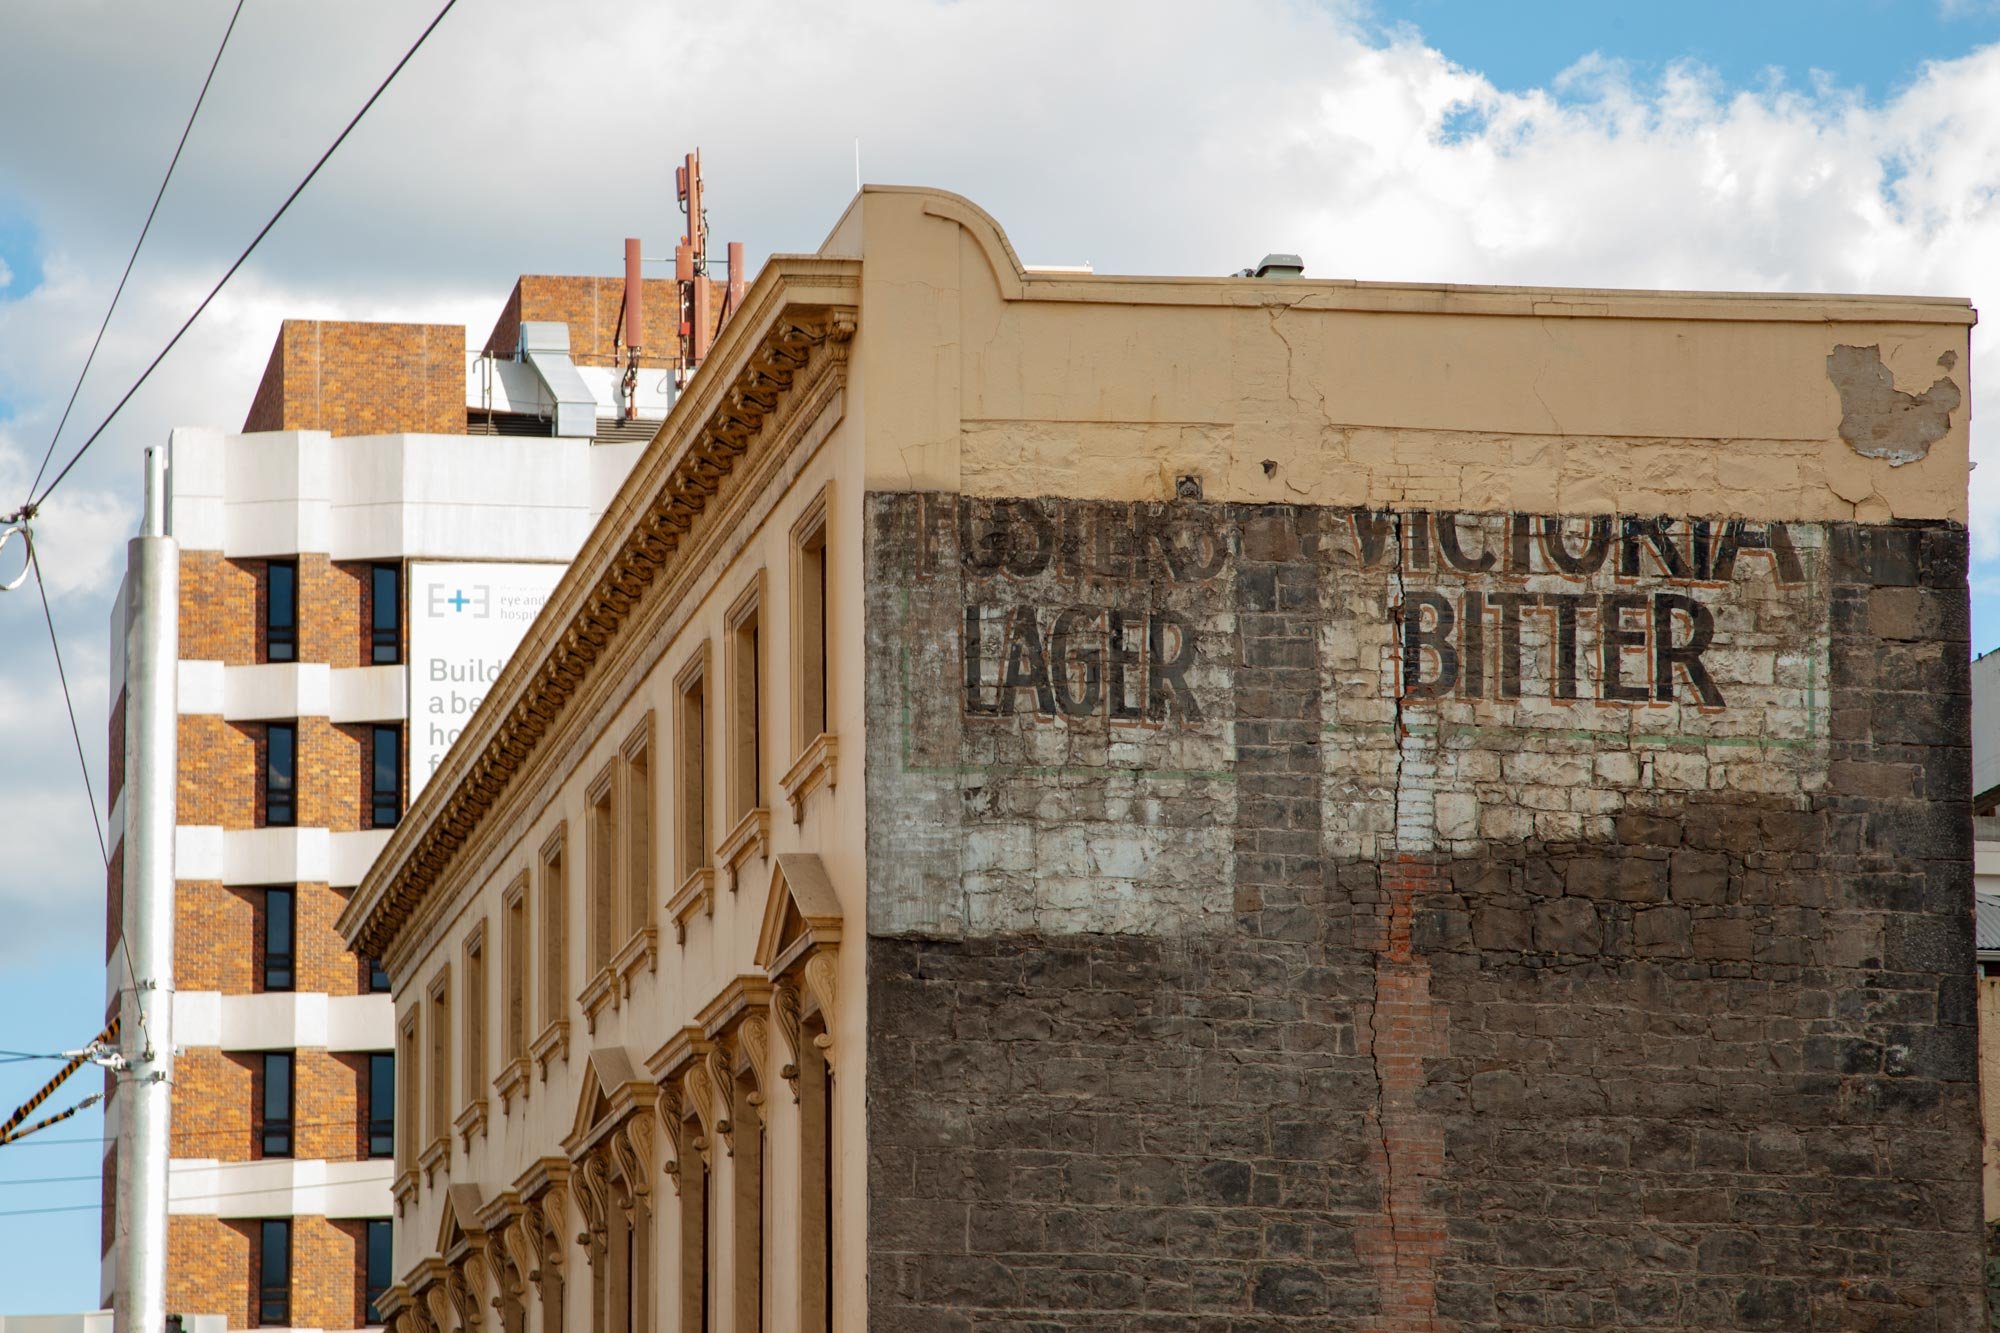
[365,1219,392,1323]
[265,724,296,827]
[258,1219,291,1325]
[372,725,401,829]
[267,562,297,663]
[261,1052,293,1158]
[368,1053,395,1159]
[263,887,294,992]
[371,565,401,665]
[369,956,391,993]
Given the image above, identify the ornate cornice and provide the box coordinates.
[341,257,859,965]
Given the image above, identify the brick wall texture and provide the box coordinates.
[482,275,685,369]
[104,546,397,1323]
[242,320,465,436]
[864,494,1981,1331]
[169,1215,368,1330]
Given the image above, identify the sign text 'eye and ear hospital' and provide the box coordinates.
[407,561,566,796]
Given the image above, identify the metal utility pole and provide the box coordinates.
[115,443,177,1333]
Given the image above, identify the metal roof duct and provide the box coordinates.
[517,320,597,437]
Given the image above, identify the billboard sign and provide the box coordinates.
[407,561,567,797]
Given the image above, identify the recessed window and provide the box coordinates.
[624,725,652,941]
[463,926,485,1115]
[266,562,297,664]
[397,1016,419,1175]
[371,564,401,665]
[264,723,297,828]
[261,1052,294,1159]
[677,662,708,883]
[364,1218,392,1324]
[728,588,761,823]
[368,956,390,994]
[540,832,567,1035]
[588,774,617,972]
[262,887,294,993]
[372,725,402,828]
[258,1219,291,1326]
[428,974,451,1147]
[795,500,829,743]
[503,879,528,1065]
[368,1053,395,1160]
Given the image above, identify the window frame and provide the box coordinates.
[370,563,402,666]
[364,1217,393,1325]
[675,647,710,886]
[620,716,655,948]
[261,886,295,993]
[265,560,298,665]
[258,1218,292,1327]
[367,1052,395,1160]
[260,1051,295,1159]
[791,487,832,751]
[264,722,297,828]
[460,920,487,1140]
[426,968,451,1151]
[371,724,402,829]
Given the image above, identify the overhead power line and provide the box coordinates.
[14,0,461,522]
[30,541,108,867]
[26,0,247,499]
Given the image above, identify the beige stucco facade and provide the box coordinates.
[344,186,1977,1333]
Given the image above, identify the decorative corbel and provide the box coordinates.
[772,983,803,1102]
[740,1014,772,1109]
[704,1041,737,1156]
[803,948,840,1066]
[575,1153,611,1260]
[613,1116,654,1208]
[656,1088,686,1193]
[536,1184,568,1277]
[681,1063,716,1154]
[423,1284,453,1333]
[500,1215,534,1298]
[447,1257,483,1330]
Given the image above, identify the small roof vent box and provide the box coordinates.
[1235,253,1304,279]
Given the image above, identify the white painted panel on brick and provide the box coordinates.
[222,826,329,886]
[167,1158,393,1218]
[178,659,225,715]
[177,825,224,880]
[329,829,393,888]
[223,662,330,721]
[329,665,407,723]
[324,994,394,1051]
[173,990,222,1048]
[406,561,566,797]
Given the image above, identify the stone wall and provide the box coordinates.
[864,492,1981,1330]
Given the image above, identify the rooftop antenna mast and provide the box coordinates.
[673,149,745,385]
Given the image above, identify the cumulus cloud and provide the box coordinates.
[1,0,1999,965]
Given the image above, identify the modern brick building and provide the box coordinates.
[345,187,1982,1332]
[104,271,692,1330]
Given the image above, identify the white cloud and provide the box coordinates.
[0,0,1998,967]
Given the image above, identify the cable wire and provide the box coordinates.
[18,0,461,520]
[30,537,108,867]
[25,0,247,499]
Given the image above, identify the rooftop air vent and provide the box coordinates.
[1235,253,1304,279]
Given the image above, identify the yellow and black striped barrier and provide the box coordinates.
[0,1014,119,1144]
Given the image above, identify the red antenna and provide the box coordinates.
[673,148,743,381]
[621,236,642,420]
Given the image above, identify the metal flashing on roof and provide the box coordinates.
[517,321,597,438]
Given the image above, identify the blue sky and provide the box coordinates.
[1372,0,2000,98]
[4,0,2000,1313]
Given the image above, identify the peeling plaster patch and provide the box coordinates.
[1826,344,1961,466]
